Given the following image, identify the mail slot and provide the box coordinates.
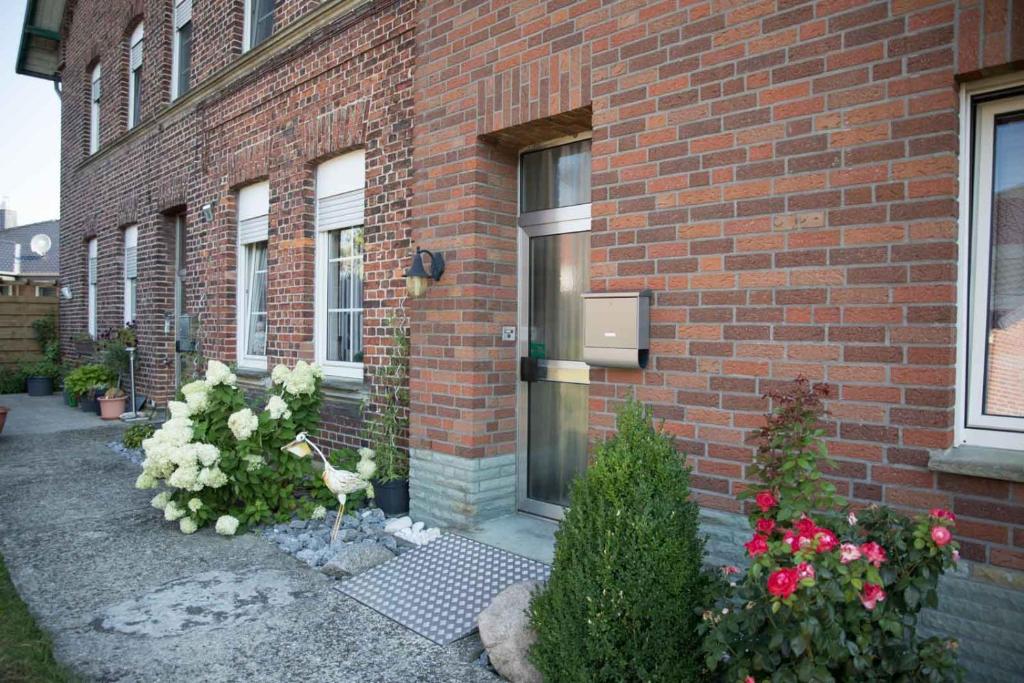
[582,290,651,369]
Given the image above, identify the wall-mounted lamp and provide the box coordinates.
[60,285,73,300]
[404,247,445,298]
[200,202,216,222]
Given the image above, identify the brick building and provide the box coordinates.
[18,0,1024,678]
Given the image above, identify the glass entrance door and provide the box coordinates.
[517,138,591,519]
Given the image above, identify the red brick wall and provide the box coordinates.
[58,0,414,454]
[411,0,1024,569]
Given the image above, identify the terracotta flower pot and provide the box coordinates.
[0,406,8,434]
[98,396,127,420]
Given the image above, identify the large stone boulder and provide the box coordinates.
[477,580,544,683]
[320,543,395,578]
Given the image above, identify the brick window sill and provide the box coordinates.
[929,445,1024,483]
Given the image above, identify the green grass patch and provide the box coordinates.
[0,553,79,682]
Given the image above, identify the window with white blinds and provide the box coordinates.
[87,238,98,336]
[172,0,192,100]
[123,226,138,324]
[237,182,270,366]
[89,63,101,154]
[315,150,365,377]
[127,23,144,129]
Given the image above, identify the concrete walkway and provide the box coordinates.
[0,402,496,682]
[0,392,111,436]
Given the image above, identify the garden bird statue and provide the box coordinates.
[282,432,375,542]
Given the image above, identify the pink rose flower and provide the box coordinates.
[796,562,815,581]
[860,583,886,610]
[815,529,839,553]
[847,511,858,525]
[839,543,861,564]
[859,541,887,567]
[755,518,776,535]
[767,567,800,598]
[931,525,952,546]
[929,508,956,522]
[952,549,960,563]
[755,490,777,512]
[782,530,798,553]
[744,534,769,557]
[745,677,756,683]
[722,564,740,576]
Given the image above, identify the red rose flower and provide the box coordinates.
[929,508,956,522]
[860,583,886,610]
[795,516,817,536]
[744,534,769,557]
[766,567,800,598]
[930,525,952,546]
[754,490,777,512]
[745,677,756,683]
[859,541,887,568]
[814,528,839,553]
[796,562,815,581]
[755,518,776,535]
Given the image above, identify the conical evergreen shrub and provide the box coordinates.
[529,399,709,682]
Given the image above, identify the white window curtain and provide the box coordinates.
[123,226,138,324]
[127,23,144,128]
[237,182,270,364]
[172,0,192,99]
[315,151,365,375]
[89,64,101,153]
[87,238,98,336]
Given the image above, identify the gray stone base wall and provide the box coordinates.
[699,509,1024,683]
[409,449,516,529]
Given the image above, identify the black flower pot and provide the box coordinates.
[373,478,410,516]
[79,395,99,413]
[25,376,54,397]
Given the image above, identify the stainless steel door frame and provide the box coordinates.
[515,206,590,520]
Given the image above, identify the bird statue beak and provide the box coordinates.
[281,434,312,458]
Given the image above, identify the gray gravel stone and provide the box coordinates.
[478,580,544,683]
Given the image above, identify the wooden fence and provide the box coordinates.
[0,294,58,367]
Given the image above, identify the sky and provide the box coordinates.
[0,1,61,227]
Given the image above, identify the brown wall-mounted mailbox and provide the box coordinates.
[582,291,651,369]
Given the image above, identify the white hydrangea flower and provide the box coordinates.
[180,380,210,414]
[215,515,240,536]
[151,491,171,510]
[283,360,317,396]
[265,395,292,420]
[168,400,191,418]
[271,365,290,385]
[135,471,157,489]
[198,466,228,489]
[356,458,376,480]
[243,453,265,472]
[205,360,237,387]
[358,447,375,460]
[365,482,374,499]
[228,408,259,441]
[311,363,324,379]
[168,465,201,491]
[187,497,203,512]
[195,443,220,467]
[311,505,326,520]
[164,500,186,521]
[179,517,198,534]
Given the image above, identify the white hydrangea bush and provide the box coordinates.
[137,359,337,535]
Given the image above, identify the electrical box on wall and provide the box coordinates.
[582,291,651,369]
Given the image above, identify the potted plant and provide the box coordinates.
[98,386,127,420]
[364,319,410,515]
[22,360,59,396]
[0,404,8,434]
[65,364,115,413]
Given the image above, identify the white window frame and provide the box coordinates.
[242,0,274,53]
[314,150,366,381]
[127,23,144,129]
[236,182,270,370]
[123,225,138,324]
[956,75,1024,450]
[171,0,192,100]
[89,63,101,154]
[87,238,98,337]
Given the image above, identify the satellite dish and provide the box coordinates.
[30,233,52,256]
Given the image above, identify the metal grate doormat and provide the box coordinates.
[336,534,551,645]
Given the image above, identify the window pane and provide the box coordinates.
[131,69,142,127]
[252,0,275,47]
[983,111,1024,418]
[246,243,268,356]
[178,22,192,96]
[324,227,363,363]
[520,140,591,213]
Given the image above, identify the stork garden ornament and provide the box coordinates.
[282,433,376,541]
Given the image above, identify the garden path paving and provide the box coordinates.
[0,422,497,683]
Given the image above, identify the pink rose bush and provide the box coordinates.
[702,378,963,682]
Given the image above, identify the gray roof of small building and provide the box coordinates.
[0,219,60,276]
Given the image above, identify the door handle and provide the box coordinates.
[520,356,539,382]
